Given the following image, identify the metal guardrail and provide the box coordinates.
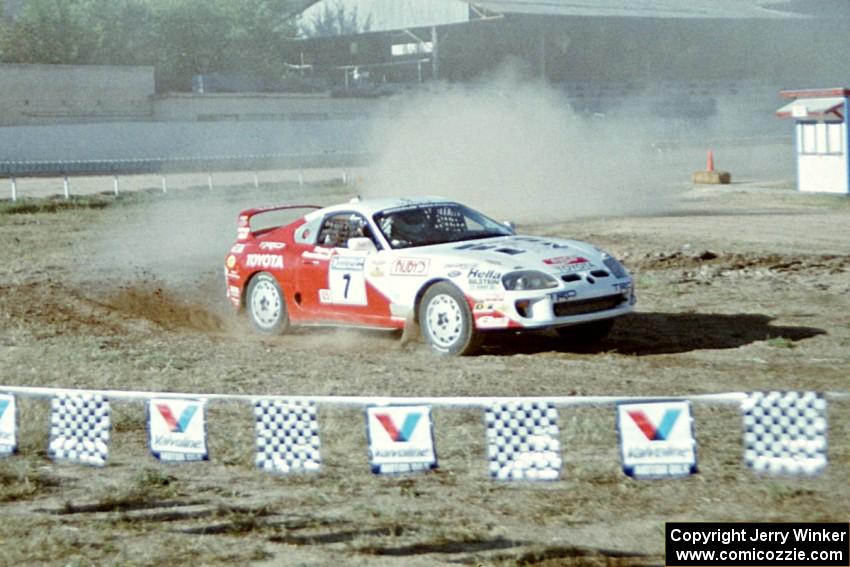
[0,151,375,177]
[1,151,376,201]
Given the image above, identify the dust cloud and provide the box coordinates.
[362,67,678,223]
[77,186,336,325]
[361,66,794,223]
[87,194,236,280]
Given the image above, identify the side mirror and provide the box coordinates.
[503,221,516,232]
[348,237,377,252]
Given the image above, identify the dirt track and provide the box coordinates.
[0,180,849,566]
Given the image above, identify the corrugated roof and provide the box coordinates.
[467,0,804,19]
[290,0,847,22]
[776,97,846,119]
[781,88,850,99]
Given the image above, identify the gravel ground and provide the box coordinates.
[0,178,848,566]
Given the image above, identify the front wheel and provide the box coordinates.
[246,272,289,334]
[418,282,481,356]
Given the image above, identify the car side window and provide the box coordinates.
[316,212,375,248]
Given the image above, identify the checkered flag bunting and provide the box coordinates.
[48,393,110,467]
[485,402,562,480]
[254,399,322,474]
[742,391,827,475]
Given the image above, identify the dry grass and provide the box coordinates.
[0,181,848,565]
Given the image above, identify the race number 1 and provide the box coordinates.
[329,255,367,305]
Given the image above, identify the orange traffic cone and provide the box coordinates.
[692,149,730,185]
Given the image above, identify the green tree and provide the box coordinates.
[81,0,157,66]
[1,0,299,92]
[144,0,300,90]
[300,0,371,38]
[146,0,233,90]
[1,0,91,64]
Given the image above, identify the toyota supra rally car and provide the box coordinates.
[224,197,635,355]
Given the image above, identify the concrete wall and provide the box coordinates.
[152,93,381,122]
[0,63,154,126]
[0,119,369,160]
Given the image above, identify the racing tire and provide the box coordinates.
[555,318,615,344]
[246,272,290,334]
[418,282,482,356]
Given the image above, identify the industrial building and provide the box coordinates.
[290,0,850,116]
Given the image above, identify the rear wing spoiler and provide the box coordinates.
[237,204,321,241]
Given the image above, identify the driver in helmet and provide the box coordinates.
[347,214,366,238]
[382,208,430,246]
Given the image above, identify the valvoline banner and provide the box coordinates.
[366,405,436,474]
[0,394,16,457]
[148,398,208,462]
[617,400,697,479]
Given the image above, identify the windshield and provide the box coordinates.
[373,202,513,249]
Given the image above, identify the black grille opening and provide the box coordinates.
[561,273,581,283]
[590,270,610,278]
[553,294,625,317]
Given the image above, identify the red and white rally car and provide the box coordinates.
[224,197,635,355]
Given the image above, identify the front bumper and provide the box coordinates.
[473,278,635,330]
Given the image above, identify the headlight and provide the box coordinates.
[502,270,559,291]
[601,252,628,278]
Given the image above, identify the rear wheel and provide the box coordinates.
[555,318,615,344]
[246,272,289,334]
[418,282,481,356]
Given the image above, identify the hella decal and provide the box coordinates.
[230,243,246,254]
[467,268,502,288]
[391,258,430,276]
[246,254,284,269]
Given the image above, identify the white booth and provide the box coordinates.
[776,88,849,194]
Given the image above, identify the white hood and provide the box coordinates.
[415,235,604,273]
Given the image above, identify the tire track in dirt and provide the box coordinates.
[0,280,227,338]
